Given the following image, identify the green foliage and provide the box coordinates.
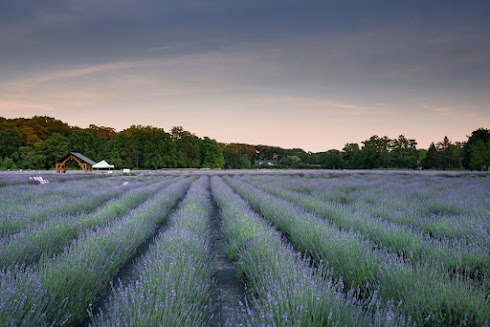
[200,137,224,168]
[44,132,70,165]
[469,139,490,171]
[318,149,345,169]
[279,155,303,168]
[0,129,24,158]
[15,145,47,169]
[0,157,17,169]
[423,137,463,170]
[462,128,490,169]
[172,127,202,168]
[223,148,252,169]
[0,115,486,170]
[69,131,100,161]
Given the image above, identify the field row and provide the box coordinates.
[0,172,488,326]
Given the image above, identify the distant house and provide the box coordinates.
[254,159,278,167]
[55,152,96,173]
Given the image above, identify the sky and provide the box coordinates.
[0,0,489,152]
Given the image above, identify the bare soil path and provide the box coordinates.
[209,199,248,327]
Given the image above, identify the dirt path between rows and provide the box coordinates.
[208,199,248,327]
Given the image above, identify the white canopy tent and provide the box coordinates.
[92,160,115,170]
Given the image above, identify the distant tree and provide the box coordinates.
[0,129,24,158]
[469,140,490,170]
[451,141,464,169]
[318,150,344,169]
[389,135,418,169]
[43,133,70,168]
[423,143,438,169]
[69,131,99,161]
[87,124,116,138]
[284,148,311,165]
[0,157,17,170]
[18,125,42,146]
[171,127,201,168]
[254,146,284,161]
[142,127,179,169]
[436,136,462,169]
[223,148,252,169]
[15,146,46,170]
[103,133,127,168]
[360,135,390,169]
[200,137,224,168]
[121,126,148,168]
[342,143,361,169]
[30,116,72,137]
[279,155,303,168]
[462,128,490,169]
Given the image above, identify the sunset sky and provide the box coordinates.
[1,1,489,152]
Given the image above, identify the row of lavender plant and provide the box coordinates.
[211,176,406,326]
[265,173,490,245]
[91,176,213,326]
[0,176,194,326]
[264,174,490,282]
[240,175,490,289]
[0,171,106,187]
[0,176,146,237]
[0,176,183,268]
[224,176,489,326]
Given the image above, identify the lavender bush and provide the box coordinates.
[0,177,182,268]
[212,176,406,326]
[0,177,194,326]
[224,176,490,326]
[91,176,213,326]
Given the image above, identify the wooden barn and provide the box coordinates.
[55,152,96,173]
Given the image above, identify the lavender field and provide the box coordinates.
[0,170,489,326]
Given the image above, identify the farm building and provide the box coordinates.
[55,152,96,173]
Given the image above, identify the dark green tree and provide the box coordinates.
[43,133,70,168]
[69,131,99,161]
[103,133,127,168]
[469,140,490,170]
[436,136,457,169]
[342,143,361,169]
[318,150,344,169]
[0,157,17,169]
[360,136,391,169]
[223,148,252,169]
[279,155,303,168]
[0,129,24,158]
[172,127,202,168]
[15,146,46,170]
[462,128,490,169]
[142,127,179,169]
[200,137,224,168]
[389,135,418,169]
[423,143,438,169]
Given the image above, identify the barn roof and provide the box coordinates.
[56,152,96,165]
[70,152,96,165]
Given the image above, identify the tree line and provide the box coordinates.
[0,116,488,171]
